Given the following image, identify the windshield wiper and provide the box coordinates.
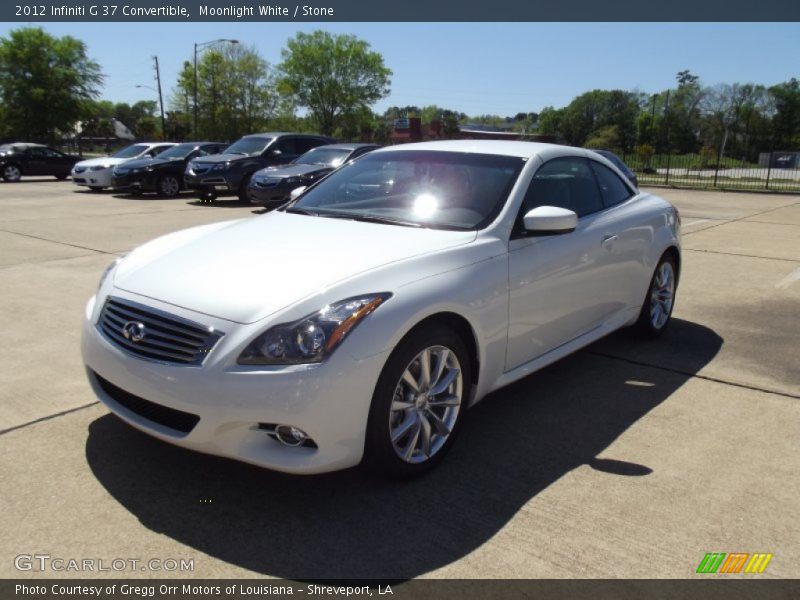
[318,212,422,228]
[283,207,319,216]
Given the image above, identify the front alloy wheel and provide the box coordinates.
[366,324,470,478]
[389,346,463,464]
[159,175,181,198]
[2,165,21,182]
[636,253,677,337]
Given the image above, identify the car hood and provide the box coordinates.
[192,153,253,164]
[74,156,134,169]
[119,156,181,170]
[256,164,326,178]
[114,212,477,324]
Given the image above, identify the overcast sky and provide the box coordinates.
[2,22,798,116]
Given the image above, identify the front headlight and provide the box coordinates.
[210,162,230,172]
[98,256,123,290]
[284,176,302,185]
[238,293,392,365]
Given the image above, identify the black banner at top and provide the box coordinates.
[2,0,800,22]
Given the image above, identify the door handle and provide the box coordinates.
[601,234,618,246]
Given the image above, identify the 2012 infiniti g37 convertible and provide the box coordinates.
[81,141,681,477]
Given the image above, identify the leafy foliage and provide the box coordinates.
[278,31,391,136]
[0,27,103,142]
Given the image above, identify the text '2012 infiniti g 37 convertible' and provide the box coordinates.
[81,141,680,477]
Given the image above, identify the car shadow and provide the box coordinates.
[184,198,253,208]
[85,318,721,580]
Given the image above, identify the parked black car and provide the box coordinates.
[184,132,337,202]
[0,143,80,182]
[248,143,380,205]
[111,142,227,197]
[591,149,639,188]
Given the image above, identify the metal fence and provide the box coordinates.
[618,151,800,193]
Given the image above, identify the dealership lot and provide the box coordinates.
[0,181,798,579]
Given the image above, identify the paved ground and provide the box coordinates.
[0,180,798,580]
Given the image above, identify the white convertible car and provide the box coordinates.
[81,141,681,477]
[71,142,175,191]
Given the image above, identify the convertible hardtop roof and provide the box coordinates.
[377,140,593,160]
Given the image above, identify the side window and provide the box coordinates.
[295,138,324,154]
[28,147,46,157]
[520,157,604,220]
[273,138,297,156]
[43,148,63,158]
[590,161,632,208]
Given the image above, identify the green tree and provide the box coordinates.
[278,31,391,136]
[171,44,278,141]
[769,78,800,150]
[0,27,103,141]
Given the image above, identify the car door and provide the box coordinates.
[588,159,650,309]
[505,156,626,371]
[269,138,299,164]
[43,147,72,175]
[24,147,48,175]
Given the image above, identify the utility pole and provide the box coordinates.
[153,56,166,140]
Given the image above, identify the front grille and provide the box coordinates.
[94,371,200,434]
[97,297,223,366]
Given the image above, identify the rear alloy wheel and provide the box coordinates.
[366,325,470,478]
[158,175,181,198]
[636,254,677,337]
[2,164,21,182]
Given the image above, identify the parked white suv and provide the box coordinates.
[71,142,175,191]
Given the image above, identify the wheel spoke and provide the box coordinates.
[425,409,451,437]
[402,420,421,461]
[430,367,460,396]
[391,413,419,443]
[430,349,450,389]
[419,413,432,457]
[419,349,432,389]
[391,398,415,411]
[401,369,420,393]
[428,394,460,407]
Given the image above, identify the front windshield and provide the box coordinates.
[286,150,525,230]
[224,137,272,156]
[113,144,148,159]
[155,143,195,159]
[295,147,351,167]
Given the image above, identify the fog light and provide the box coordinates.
[275,425,308,447]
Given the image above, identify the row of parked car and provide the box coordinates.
[1,134,639,205]
[71,133,380,205]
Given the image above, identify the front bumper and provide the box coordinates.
[112,171,157,192]
[81,291,388,474]
[72,167,113,187]
[248,180,298,204]
[184,170,239,197]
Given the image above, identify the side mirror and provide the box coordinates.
[289,186,307,200]
[523,206,577,235]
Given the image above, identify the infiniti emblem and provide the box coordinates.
[122,321,146,342]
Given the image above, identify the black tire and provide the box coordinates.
[634,253,678,338]
[157,174,181,198]
[238,173,254,202]
[365,323,471,479]
[2,164,22,182]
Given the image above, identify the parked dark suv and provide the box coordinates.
[111,142,227,197]
[184,132,336,201]
[0,143,80,182]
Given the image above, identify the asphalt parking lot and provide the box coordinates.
[0,180,798,579]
